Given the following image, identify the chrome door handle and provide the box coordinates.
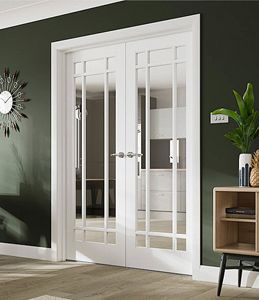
[127,152,143,158]
[111,152,125,158]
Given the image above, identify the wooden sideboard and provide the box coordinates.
[213,187,259,296]
[213,186,259,256]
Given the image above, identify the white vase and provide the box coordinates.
[239,153,252,187]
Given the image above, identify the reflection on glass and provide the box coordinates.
[85,74,104,228]
[108,57,116,71]
[136,52,145,67]
[136,235,145,247]
[107,232,116,244]
[137,68,146,232]
[177,238,186,251]
[150,236,172,250]
[74,62,83,75]
[176,46,186,60]
[176,61,186,240]
[108,72,116,230]
[149,64,173,239]
[150,65,172,109]
[177,170,186,235]
[75,230,84,242]
[150,211,172,233]
[176,63,186,107]
[85,231,104,243]
[149,48,171,65]
[75,76,83,228]
[85,59,104,75]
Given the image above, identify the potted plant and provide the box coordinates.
[211,83,259,186]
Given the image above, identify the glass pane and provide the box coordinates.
[176,60,187,236]
[108,57,116,71]
[150,65,172,109]
[85,231,104,243]
[149,48,171,65]
[137,68,146,231]
[75,76,83,229]
[136,235,146,247]
[75,230,84,242]
[149,64,173,238]
[107,232,116,244]
[177,171,186,235]
[150,236,172,250]
[108,72,116,229]
[177,238,186,251]
[150,211,172,233]
[176,63,186,107]
[176,46,186,60]
[74,62,83,75]
[85,59,104,75]
[136,52,145,67]
[85,74,104,228]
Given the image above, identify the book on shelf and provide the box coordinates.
[225,213,255,219]
[225,207,255,219]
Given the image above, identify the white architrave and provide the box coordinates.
[51,14,200,276]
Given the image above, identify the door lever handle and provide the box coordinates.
[127,152,143,158]
[111,152,125,158]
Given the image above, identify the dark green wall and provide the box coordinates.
[0,1,259,266]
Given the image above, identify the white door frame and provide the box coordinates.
[51,15,200,275]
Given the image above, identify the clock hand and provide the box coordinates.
[4,95,12,103]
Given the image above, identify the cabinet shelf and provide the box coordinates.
[216,243,256,256]
[213,187,259,256]
[220,217,256,223]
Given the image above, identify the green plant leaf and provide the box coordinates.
[246,112,258,137]
[211,108,241,125]
[224,128,244,152]
[252,127,259,139]
[233,89,248,120]
[243,83,254,114]
[212,83,258,153]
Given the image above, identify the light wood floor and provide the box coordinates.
[0,256,258,300]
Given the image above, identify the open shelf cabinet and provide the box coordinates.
[213,187,259,256]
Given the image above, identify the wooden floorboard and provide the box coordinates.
[0,256,257,299]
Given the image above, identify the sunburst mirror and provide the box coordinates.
[0,68,30,137]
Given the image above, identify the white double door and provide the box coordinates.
[66,32,192,274]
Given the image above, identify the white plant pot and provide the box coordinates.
[239,153,252,187]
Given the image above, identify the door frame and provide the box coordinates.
[51,15,200,275]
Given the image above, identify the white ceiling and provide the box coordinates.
[0,0,47,13]
[0,0,122,29]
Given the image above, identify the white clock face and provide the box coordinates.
[0,91,13,114]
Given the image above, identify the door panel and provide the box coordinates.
[66,32,192,273]
[126,33,192,274]
[66,44,126,266]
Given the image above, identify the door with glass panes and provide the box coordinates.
[66,44,126,265]
[66,32,191,273]
[126,32,191,274]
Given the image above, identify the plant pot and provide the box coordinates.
[239,153,252,187]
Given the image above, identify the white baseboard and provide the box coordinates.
[0,243,56,261]
[193,265,259,289]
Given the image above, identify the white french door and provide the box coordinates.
[66,32,192,274]
[126,33,192,274]
[66,43,126,265]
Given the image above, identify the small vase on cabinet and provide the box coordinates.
[239,153,252,187]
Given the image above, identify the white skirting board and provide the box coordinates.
[0,243,55,261]
[194,265,259,289]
